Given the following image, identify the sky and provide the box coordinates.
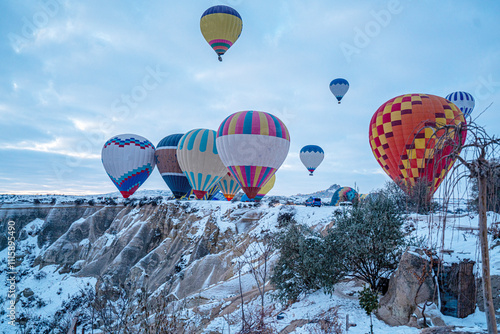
[1,0,500,196]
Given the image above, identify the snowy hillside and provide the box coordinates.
[0,198,498,333]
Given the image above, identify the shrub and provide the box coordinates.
[310,307,343,334]
[276,207,296,228]
[271,223,345,303]
[325,192,406,291]
[34,271,47,280]
[382,180,438,214]
[359,285,379,334]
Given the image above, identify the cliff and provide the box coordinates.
[0,200,339,332]
[0,199,496,333]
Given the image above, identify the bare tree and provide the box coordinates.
[430,116,499,334]
[242,230,274,327]
[234,229,276,333]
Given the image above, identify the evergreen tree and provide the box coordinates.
[270,222,345,303]
[359,285,379,334]
[325,192,406,291]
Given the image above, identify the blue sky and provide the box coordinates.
[1,0,499,196]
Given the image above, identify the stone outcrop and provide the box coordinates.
[377,250,439,326]
[39,205,127,268]
[0,201,261,299]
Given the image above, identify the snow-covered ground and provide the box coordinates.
[0,218,96,332]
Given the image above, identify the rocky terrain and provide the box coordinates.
[0,198,498,333]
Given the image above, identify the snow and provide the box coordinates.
[410,211,500,277]
[1,195,498,333]
[79,238,90,247]
[102,232,116,247]
[0,218,96,332]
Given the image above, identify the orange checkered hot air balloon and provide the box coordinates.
[368,94,467,200]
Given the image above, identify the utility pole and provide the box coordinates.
[476,158,498,334]
[433,118,498,333]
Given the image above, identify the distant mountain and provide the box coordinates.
[295,184,340,199]
[0,189,173,204]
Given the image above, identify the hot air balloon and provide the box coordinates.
[155,134,192,199]
[202,183,221,200]
[329,78,349,104]
[240,194,252,202]
[200,5,242,62]
[183,179,222,200]
[177,129,228,199]
[330,186,359,206]
[253,173,276,201]
[368,93,467,200]
[445,91,475,118]
[216,110,290,199]
[300,145,324,176]
[101,134,156,199]
[241,174,276,202]
[218,172,241,201]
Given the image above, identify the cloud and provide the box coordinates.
[1,1,499,195]
[3,137,100,160]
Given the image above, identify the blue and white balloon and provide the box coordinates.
[329,78,349,104]
[446,91,475,118]
[300,145,324,176]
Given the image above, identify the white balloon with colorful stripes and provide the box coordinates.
[216,110,290,199]
[177,129,228,199]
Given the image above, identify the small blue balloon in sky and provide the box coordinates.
[329,78,349,104]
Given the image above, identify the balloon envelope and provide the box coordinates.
[218,172,241,201]
[101,134,155,198]
[368,93,467,199]
[182,185,221,200]
[241,174,276,202]
[200,5,242,61]
[329,78,349,103]
[216,110,290,199]
[300,145,324,175]
[177,129,228,199]
[202,183,221,200]
[155,134,192,199]
[445,91,475,118]
[254,173,276,201]
[330,186,359,206]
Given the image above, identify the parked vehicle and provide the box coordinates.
[306,197,322,207]
[312,198,322,207]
